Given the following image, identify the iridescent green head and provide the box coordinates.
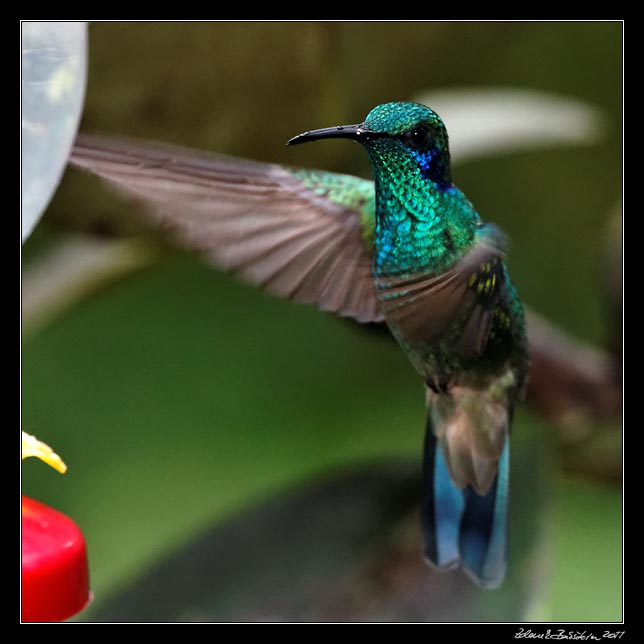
[288,101,451,188]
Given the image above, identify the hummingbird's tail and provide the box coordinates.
[421,413,509,589]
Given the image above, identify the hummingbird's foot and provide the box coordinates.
[426,378,451,395]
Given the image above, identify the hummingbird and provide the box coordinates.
[70,101,529,589]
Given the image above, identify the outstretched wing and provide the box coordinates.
[376,224,508,357]
[70,134,383,323]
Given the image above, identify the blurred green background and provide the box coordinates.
[22,22,622,622]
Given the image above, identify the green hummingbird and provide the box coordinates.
[70,101,529,589]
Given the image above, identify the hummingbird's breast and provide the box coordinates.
[371,182,487,382]
[372,175,477,274]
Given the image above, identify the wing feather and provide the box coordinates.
[70,134,383,323]
[376,225,508,356]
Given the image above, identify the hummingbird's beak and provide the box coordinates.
[287,124,380,146]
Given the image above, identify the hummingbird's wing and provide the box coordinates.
[69,134,383,324]
[377,224,507,357]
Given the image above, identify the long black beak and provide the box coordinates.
[287,123,379,146]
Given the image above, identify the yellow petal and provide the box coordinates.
[22,431,67,474]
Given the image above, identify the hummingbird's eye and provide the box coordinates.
[404,125,431,149]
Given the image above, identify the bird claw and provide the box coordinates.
[426,378,451,395]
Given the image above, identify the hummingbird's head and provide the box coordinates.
[288,101,451,188]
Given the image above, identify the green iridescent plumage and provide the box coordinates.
[289,102,528,393]
[289,168,376,245]
[70,101,528,589]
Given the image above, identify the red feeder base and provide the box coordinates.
[22,496,91,622]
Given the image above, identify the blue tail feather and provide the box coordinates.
[422,416,509,589]
[421,429,464,570]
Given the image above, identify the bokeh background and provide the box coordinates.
[22,22,622,622]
